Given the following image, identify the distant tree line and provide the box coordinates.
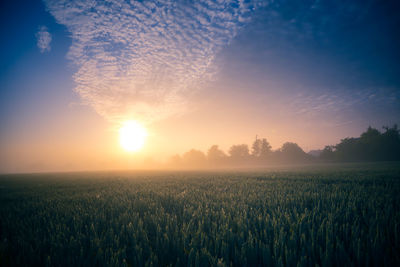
[320,125,400,162]
[169,125,400,168]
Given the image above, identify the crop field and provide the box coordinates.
[1,163,400,266]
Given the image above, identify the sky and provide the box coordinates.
[0,0,399,173]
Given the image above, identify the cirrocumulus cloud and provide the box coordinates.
[44,0,261,123]
[36,25,52,53]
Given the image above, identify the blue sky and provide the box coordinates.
[215,0,400,123]
[0,0,399,172]
[0,0,75,136]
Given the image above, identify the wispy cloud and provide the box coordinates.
[44,0,261,123]
[36,26,52,53]
[284,87,400,127]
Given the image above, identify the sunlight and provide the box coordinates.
[119,120,147,152]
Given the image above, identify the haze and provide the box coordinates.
[1,0,399,173]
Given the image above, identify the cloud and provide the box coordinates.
[283,86,400,127]
[44,0,261,123]
[36,26,52,53]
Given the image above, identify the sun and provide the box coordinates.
[119,120,147,152]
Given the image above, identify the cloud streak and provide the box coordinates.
[44,0,260,123]
[36,26,52,53]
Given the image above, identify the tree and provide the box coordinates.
[320,146,335,161]
[207,145,227,165]
[335,137,360,161]
[359,126,382,160]
[381,125,400,160]
[320,125,400,162]
[229,144,250,162]
[251,138,262,157]
[252,137,272,159]
[260,138,272,158]
[279,142,309,162]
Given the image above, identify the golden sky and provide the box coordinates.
[1,0,399,172]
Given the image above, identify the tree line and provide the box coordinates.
[169,125,400,168]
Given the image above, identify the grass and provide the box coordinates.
[1,162,399,266]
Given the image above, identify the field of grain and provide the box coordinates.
[1,164,399,266]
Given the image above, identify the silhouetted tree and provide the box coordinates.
[170,125,400,168]
[321,125,400,162]
[359,126,382,160]
[320,146,335,161]
[381,125,400,160]
[278,142,310,162]
[335,137,359,161]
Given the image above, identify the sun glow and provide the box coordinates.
[119,120,147,152]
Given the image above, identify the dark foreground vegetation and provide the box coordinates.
[1,163,400,266]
